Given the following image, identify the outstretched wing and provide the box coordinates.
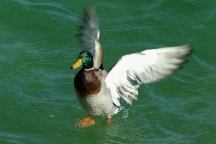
[76,7,102,68]
[105,45,192,106]
[77,7,99,52]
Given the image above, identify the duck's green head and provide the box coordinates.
[71,51,93,69]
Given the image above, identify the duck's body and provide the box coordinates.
[71,7,193,127]
[74,68,116,117]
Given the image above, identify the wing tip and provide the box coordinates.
[179,44,193,56]
[84,6,96,16]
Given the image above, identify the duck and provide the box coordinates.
[70,7,192,128]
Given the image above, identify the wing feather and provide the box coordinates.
[76,7,103,68]
[105,45,192,106]
[76,7,99,54]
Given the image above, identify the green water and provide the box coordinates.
[0,0,216,143]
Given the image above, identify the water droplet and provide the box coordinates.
[50,114,55,118]
[122,109,129,119]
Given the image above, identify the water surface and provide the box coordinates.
[0,0,215,143]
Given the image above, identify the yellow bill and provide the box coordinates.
[71,58,82,69]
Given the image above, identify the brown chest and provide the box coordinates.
[74,69,101,96]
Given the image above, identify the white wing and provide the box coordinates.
[105,45,192,106]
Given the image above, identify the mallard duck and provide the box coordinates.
[71,7,192,128]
